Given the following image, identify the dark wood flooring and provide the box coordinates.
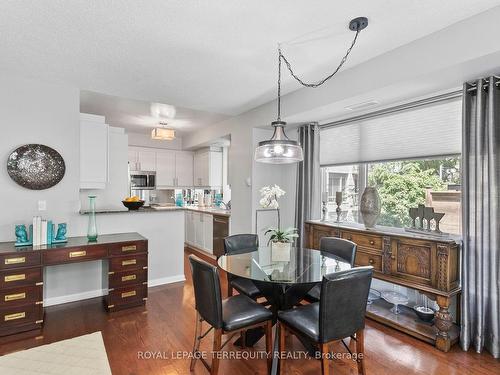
[0,250,498,375]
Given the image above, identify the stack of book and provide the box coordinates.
[32,216,53,246]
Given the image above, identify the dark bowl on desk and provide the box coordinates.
[122,200,145,210]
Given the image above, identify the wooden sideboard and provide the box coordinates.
[0,232,148,337]
[305,221,460,352]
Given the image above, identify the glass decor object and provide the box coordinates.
[87,195,98,242]
[255,17,369,164]
[382,289,409,315]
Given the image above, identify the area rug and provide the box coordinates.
[0,331,112,375]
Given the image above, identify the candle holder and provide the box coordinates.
[321,200,328,221]
[335,191,343,223]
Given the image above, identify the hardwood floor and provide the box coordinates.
[0,250,498,375]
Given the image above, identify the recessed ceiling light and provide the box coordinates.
[344,100,380,111]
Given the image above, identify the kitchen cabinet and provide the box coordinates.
[203,214,213,253]
[185,211,195,245]
[156,150,176,187]
[213,215,229,258]
[175,151,194,187]
[185,211,214,254]
[193,150,222,188]
[80,114,109,189]
[128,147,156,171]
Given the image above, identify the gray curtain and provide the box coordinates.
[461,76,500,358]
[295,123,321,246]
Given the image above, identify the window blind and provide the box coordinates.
[320,96,462,166]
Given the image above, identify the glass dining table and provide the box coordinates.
[217,246,352,374]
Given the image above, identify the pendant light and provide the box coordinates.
[151,122,176,141]
[255,17,368,164]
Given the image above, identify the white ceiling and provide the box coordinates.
[80,90,229,136]
[1,0,500,119]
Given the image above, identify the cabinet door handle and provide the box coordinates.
[69,251,86,258]
[4,312,26,321]
[5,257,26,265]
[391,255,396,260]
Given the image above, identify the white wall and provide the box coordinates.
[0,76,185,306]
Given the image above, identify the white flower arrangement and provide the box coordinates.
[259,184,286,209]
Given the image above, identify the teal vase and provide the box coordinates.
[87,195,98,242]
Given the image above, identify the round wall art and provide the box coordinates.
[7,144,65,190]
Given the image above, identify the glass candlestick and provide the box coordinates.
[335,191,343,223]
[87,195,98,242]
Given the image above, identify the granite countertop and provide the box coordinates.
[307,219,461,243]
[79,205,231,217]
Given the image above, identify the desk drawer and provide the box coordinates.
[109,254,148,272]
[0,267,42,288]
[355,251,382,272]
[0,252,41,270]
[108,241,147,256]
[43,246,108,265]
[109,268,148,289]
[106,284,147,310]
[0,285,43,308]
[342,231,382,252]
[0,303,43,328]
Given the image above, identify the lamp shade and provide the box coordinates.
[254,121,303,164]
[151,127,175,141]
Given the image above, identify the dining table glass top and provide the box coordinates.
[217,246,352,284]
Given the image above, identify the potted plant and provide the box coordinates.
[259,185,299,261]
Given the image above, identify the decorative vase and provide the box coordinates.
[87,195,98,242]
[271,241,291,262]
[360,187,381,229]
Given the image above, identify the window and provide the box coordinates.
[321,156,462,235]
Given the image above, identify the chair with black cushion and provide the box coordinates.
[223,234,263,300]
[305,237,357,302]
[278,266,373,375]
[189,255,273,374]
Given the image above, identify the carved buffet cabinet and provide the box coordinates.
[305,221,460,352]
[0,232,148,337]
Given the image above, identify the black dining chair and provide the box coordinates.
[304,237,357,302]
[223,234,263,300]
[188,255,273,374]
[278,266,373,375]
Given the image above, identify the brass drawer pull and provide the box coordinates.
[5,257,26,265]
[69,251,86,258]
[5,274,26,282]
[5,312,26,321]
[121,291,137,298]
[5,292,26,302]
[368,259,375,265]
[122,259,137,266]
[369,240,375,245]
[122,245,137,252]
[122,274,137,282]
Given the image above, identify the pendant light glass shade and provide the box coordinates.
[254,121,303,164]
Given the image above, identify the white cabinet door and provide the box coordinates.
[80,120,108,189]
[194,152,209,187]
[128,150,139,171]
[175,151,194,187]
[203,214,213,253]
[185,211,195,245]
[156,150,176,187]
[137,149,156,171]
[209,151,223,188]
[193,212,204,249]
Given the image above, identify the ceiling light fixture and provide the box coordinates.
[255,17,369,164]
[151,122,176,141]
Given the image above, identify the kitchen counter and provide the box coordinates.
[79,205,230,217]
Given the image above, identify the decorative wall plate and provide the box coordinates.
[7,144,65,190]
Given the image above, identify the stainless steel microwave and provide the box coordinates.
[130,171,156,190]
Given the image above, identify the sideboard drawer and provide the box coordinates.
[355,251,382,272]
[0,285,43,308]
[342,231,382,252]
[0,303,43,328]
[0,267,42,288]
[109,254,148,272]
[0,252,41,270]
[106,284,147,311]
[43,246,108,265]
[108,241,147,256]
[109,268,147,289]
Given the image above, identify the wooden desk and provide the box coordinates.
[305,221,460,352]
[0,232,148,337]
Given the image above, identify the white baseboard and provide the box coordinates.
[43,274,186,307]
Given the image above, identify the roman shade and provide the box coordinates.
[320,96,462,166]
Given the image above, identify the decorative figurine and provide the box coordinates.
[15,224,33,246]
[52,223,68,243]
[405,204,447,236]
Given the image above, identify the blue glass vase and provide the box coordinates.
[87,195,98,242]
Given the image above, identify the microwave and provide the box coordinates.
[130,171,156,190]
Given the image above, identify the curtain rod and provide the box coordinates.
[466,76,500,92]
[320,90,462,129]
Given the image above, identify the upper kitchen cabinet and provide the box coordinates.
[80,113,109,189]
[175,151,194,187]
[156,150,176,187]
[194,149,222,188]
[128,147,156,171]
